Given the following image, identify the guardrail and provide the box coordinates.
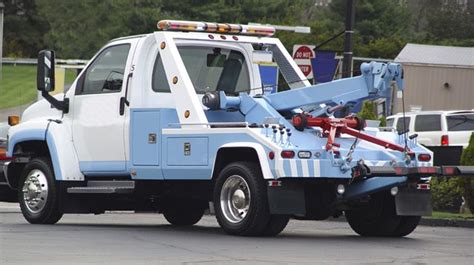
[3,57,88,69]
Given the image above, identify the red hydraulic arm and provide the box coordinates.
[292,113,412,155]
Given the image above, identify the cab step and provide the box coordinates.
[67,180,135,194]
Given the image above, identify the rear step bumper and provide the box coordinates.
[353,165,474,179]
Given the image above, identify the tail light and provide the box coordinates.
[441,135,449,146]
[268,151,275,160]
[280,150,295,159]
[418,153,431,161]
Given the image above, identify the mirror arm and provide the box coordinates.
[41,91,69,113]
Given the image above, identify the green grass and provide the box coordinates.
[0,65,77,110]
[427,211,474,221]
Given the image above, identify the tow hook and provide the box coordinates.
[350,160,369,182]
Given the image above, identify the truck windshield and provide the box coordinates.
[447,114,474,131]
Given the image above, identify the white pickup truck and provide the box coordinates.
[4,20,472,237]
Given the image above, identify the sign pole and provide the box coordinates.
[342,0,356,78]
[0,2,4,82]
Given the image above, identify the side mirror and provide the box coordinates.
[35,50,69,113]
[37,50,56,92]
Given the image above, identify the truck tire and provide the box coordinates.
[18,157,63,224]
[345,191,402,237]
[393,216,421,237]
[262,215,290,236]
[162,199,206,226]
[214,162,270,236]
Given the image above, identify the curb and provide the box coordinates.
[328,215,474,229]
[420,218,474,228]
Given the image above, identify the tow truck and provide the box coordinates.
[3,20,473,237]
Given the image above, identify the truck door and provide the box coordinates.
[71,41,137,175]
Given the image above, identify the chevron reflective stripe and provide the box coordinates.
[312,159,321,177]
[301,159,310,177]
[289,159,297,176]
[279,159,321,177]
[275,158,285,178]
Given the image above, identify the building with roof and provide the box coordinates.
[392,43,474,113]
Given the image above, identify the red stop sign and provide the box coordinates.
[293,46,314,59]
[298,65,312,76]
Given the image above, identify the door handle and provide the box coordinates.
[119,72,133,116]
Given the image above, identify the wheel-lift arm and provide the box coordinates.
[264,62,403,111]
[291,114,413,156]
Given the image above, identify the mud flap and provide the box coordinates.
[267,183,305,215]
[395,187,432,216]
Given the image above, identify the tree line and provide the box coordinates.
[3,0,473,59]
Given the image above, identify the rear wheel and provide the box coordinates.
[18,157,62,224]
[162,199,206,226]
[214,162,271,236]
[262,215,290,236]
[345,191,404,237]
[393,216,421,237]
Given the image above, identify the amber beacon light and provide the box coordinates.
[157,20,276,37]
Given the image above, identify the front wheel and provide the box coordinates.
[18,157,63,224]
[214,162,271,236]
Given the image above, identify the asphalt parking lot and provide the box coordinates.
[0,202,473,265]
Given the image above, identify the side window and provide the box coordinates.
[396,117,411,132]
[78,44,130,95]
[152,46,250,95]
[447,114,474,131]
[152,53,171,93]
[415,115,441,132]
[386,118,394,128]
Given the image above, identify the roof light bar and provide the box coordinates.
[157,20,275,37]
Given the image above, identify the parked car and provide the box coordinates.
[387,110,474,165]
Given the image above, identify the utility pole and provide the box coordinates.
[342,0,356,78]
[0,2,4,82]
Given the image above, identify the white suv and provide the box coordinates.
[387,110,474,165]
[387,110,474,148]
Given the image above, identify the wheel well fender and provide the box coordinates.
[6,140,50,190]
[7,122,84,188]
[212,143,273,180]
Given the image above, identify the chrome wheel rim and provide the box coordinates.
[22,169,48,214]
[220,175,251,223]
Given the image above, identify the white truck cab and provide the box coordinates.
[5,20,467,237]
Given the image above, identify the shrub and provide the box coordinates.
[357,100,386,127]
[457,133,474,213]
[431,177,462,212]
[358,101,377,121]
